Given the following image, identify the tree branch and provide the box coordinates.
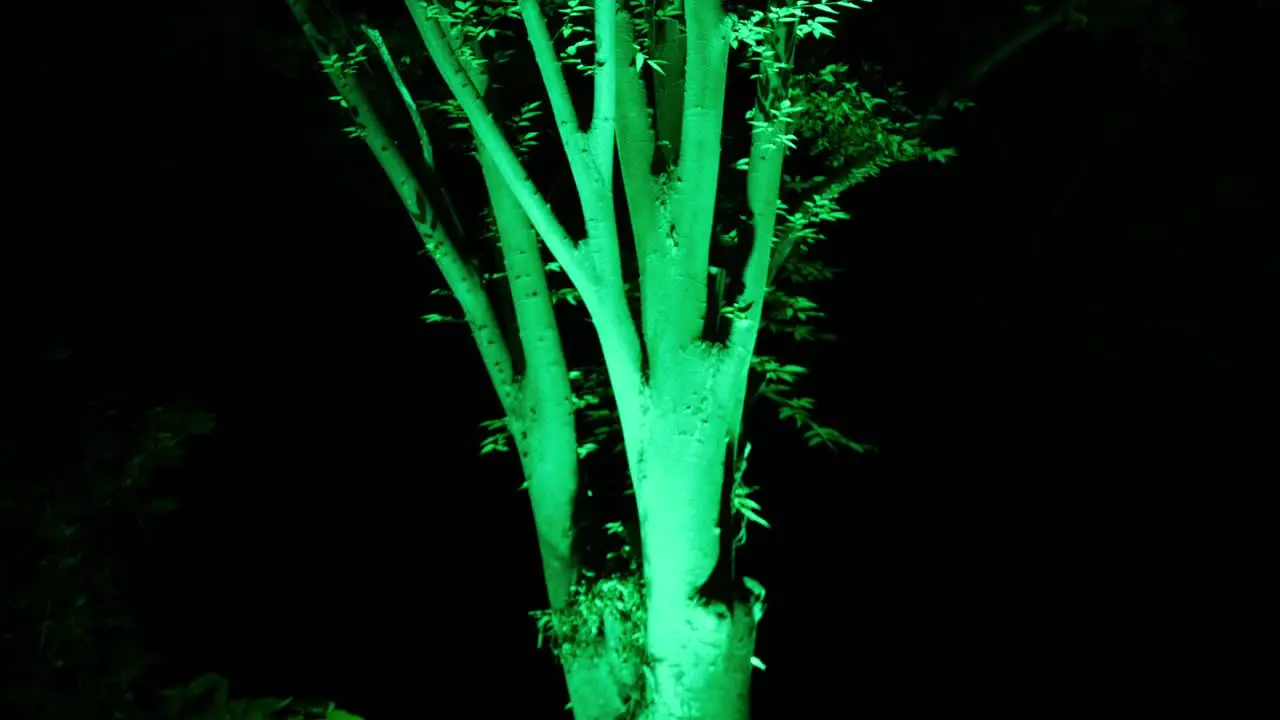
[505,0,641,412]
[360,22,466,246]
[514,0,625,292]
[401,2,581,612]
[765,160,862,288]
[406,0,587,284]
[410,1,643,460]
[614,12,665,351]
[431,1,574,420]
[930,0,1084,117]
[286,0,519,414]
[730,34,788,361]
[666,0,732,349]
[517,0,589,152]
[362,24,434,170]
[589,0,619,170]
[769,2,1083,283]
[481,146,581,610]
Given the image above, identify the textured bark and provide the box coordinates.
[643,600,756,720]
[514,414,638,719]
[633,353,758,719]
[565,658,630,720]
[292,3,764,717]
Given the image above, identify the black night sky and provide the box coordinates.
[4,0,1273,716]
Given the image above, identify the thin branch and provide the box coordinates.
[613,12,664,349]
[929,0,1083,119]
[506,1,639,412]
[731,16,790,359]
[765,162,862,288]
[427,3,572,408]
[517,0,588,149]
[286,0,519,414]
[514,0,623,286]
[730,125,785,353]
[770,2,1082,283]
[406,1,586,284]
[361,22,466,245]
[589,0,619,170]
[409,1,643,452]
[420,5,582,614]
[667,0,732,348]
[362,24,434,169]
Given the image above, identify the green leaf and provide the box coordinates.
[147,498,179,514]
[737,506,771,528]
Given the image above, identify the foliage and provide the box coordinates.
[0,352,353,718]
[303,1,971,484]
[728,440,769,546]
[530,570,647,672]
[280,0,1188,714]
[401,0,936,476]
[157,673,363,720]
[530,525,647,715]
[1,390,214,719]
[786,62,958,172]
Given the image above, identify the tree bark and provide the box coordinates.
[643,598,757,719]
[631,348,758,718]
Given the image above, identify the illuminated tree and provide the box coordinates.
[282,0,1114,717]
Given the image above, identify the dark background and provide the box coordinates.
[4,0,1273,716]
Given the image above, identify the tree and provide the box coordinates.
[281,1,1117,717]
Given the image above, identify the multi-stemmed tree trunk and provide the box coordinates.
[284,0,1110,716]
[287,2,791,715]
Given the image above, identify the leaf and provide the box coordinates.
[421,313,459,323]
[737,505,771,528]
[147,498,179,514]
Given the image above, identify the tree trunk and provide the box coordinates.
[560,604,647,718]
[632,358,759,719]
[564,657,631,719]
[548,374,760,718]
[515,411,641,719]
[643,599,757,719]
